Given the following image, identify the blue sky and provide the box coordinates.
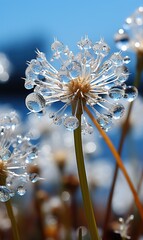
[0,0,143,51]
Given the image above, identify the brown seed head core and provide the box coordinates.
[68,77,91,97]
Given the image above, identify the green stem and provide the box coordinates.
[73,104,100,240]
[102,53,143,239]
[0,170,20,240]
[5,201,20,240]
[78,227,82,240]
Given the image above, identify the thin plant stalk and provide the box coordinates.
[78,227,82,240]
[102,102,133,239]
[5,201,20,240]
[84,105,143,221]
[102,52,143,239]
[0,168,20,240]
[73,102,100,240]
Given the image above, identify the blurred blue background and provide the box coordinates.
[0,0,142,118]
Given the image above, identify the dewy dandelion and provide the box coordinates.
[114,6,143,53]
[0,111,39,202]
[24,36,138,132]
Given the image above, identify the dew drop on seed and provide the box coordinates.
[0,148,11,161]
[108,86,125,100]
[0,186,11,202]
[64,116,79,130]
[24,80,34,90]
[17,186,26,196]
[66,61,82,78]
[111,104,125,119]
[97,115,112,131]
[29,173,39,183]
[82,123,93,135]
[30,59,42,74]
[124,86,138,102]
[123,56,130,64]
[53,116,63,125]
[25,93,45,112]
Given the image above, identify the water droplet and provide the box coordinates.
[26,93,45,113]
[110,53,123,66]
[97,115,112,131]
[24,80,34,90]
[116,66,129,83]
[77,36,92,50]
[26,147,38,163]
[111,104,125,119]
[124,86,138,102]
[123,56,130,64]
[0,186,11,202]
[0,148,11,161]
[109,86,125,100]
[49,112,55,118]
[64,116,79,130]
[29,173,39,183]
[51,40,64,53]
[114,30,129,51]
[82,123,93,134]
[93,40,110,56]
[65,61,82,78]
[17,186,26,196]
[29,59,42,74]
[53,116,63,125]
[25,66,37,80]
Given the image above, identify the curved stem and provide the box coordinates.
[102,53,142,239]
[84,105,143,221]
[5,201,20,240]
[102,102,134,239]
[73,104,100,240]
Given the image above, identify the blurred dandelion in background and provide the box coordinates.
[0,53,11,83]
[0,111,40,202]
[115,7,143,53]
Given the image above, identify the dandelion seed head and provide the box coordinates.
[115,214,134,239]
[24,36,137,132]
[0,111,39,202]
[114,6,143,53]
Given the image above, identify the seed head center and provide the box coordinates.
[68,77,90,97]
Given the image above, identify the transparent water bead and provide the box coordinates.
[124,86,138,102]
[29,59,42,74]
[64,116,79,130]
[77,37,92,50]
[93,40,110,56]
[29,173,39,183]
[116,66,129,83]
[123,56,130,64]
[26,147,38,163]
[24,80,34,90]
[0,148,11,161]
[110,53,123,66]
[97,115,112,131]
[0,186,11,202]
[114,29,129,51]
[82,123,94,135]
[111,104,125,119]
[17,186,26,196]
[26,92,45,112]
[109,86,125,100]
[25,66,37,80]
[65,61,81,78]
[53,116,63,126]
[51,40,64,53]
